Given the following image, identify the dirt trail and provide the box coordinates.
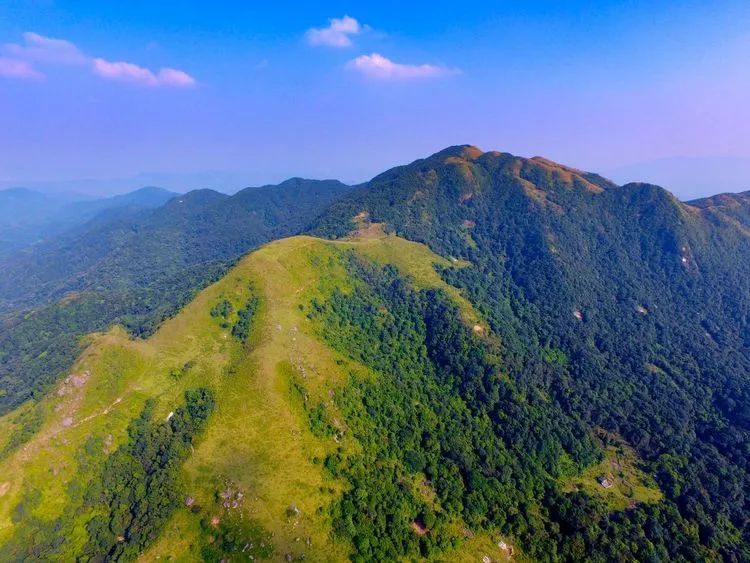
[19,397,124,463]
[73,397,123,428]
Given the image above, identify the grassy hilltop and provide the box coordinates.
[1,232,548,561]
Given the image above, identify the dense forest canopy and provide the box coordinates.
[311,145,750,559]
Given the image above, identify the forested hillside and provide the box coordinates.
[312,146,750,559]
[0,179,350,415]
[0,179,351,312]
[1,145,749,561]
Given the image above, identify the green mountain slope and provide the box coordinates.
[311,146,750,560]
[0,233,539,561]
[0,179,351,417]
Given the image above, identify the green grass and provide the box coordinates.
[436,530,518,563]
[332,231,483,330]
[560,431,662,511]
[0,234,493,561]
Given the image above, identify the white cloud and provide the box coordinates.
[347,53,459,80]
[92,58,195,87]
[306,16,362,47]
[1,32,195,87]
[0,56,43,79]
[4,32,87,65]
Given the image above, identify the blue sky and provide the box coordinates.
[1,1,749,197]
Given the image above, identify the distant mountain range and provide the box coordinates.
[0,170,256,197]
[0,178,351,312]
[5,153,747,202]
[0,186,178,253]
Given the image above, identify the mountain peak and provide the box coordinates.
[424,147,616,194]
[124,186,174,196]
[431,145,484,161]
[274,177,350,190]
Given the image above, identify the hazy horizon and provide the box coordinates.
[2,1,749,200]
[2,150,748,201]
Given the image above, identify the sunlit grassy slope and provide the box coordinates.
[0,233,502,561]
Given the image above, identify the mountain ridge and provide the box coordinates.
[0,146,749,560]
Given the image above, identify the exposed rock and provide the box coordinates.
[70,371,90,388]
[410,520,428,536]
